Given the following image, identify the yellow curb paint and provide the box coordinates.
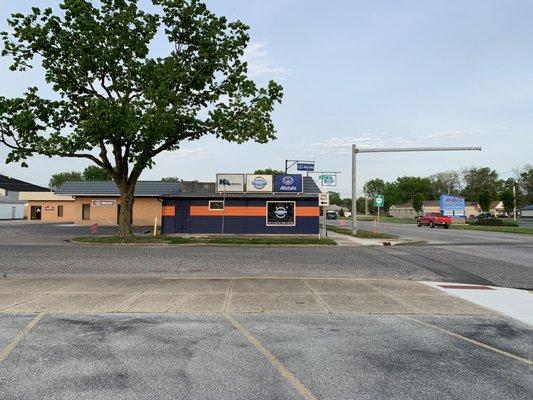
[0,311,46,364]
[404,316,533,366]
[224,313,318,400]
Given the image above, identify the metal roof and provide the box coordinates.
[0,174,49,192]
[56,181,181,197]
[521,204,533,210]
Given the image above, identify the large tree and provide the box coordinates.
[429,170,461,196]
[461,167,499,202]
[0,0,283,237]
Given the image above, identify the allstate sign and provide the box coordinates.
[440,194,465,211]
[274,174,303,193]
[246,174,273,192]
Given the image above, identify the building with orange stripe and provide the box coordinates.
[161,178,321,235]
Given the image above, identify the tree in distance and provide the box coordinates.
[253,168,284,175]
[161,177,182,182]
[0,0,283,237]
[49,166,111,189]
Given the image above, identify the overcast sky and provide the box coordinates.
[1,0,532,196]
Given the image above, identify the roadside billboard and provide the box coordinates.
[319,173,337,186]
[440,194,465,217]
[246,174,273,193]
[274,174,303,193]
[216,174,245,193]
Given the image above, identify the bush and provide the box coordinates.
[472,218,519,227]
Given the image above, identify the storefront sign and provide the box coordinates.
[319,173,337,186]
[274,174,303,193]
[297,162,315,171]
[266,201,295,226]
[440,194,465,211]
[216,174,245,193]
[246,174,273,193]
[43,205,55,212]
[91,199,117,207]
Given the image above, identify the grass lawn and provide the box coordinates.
[72,235,337,246]
[452,225,533,235]
[326,225,398,239]
[353,216,416,224]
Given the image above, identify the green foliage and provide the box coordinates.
[412,193,424,212]
[161,177,181,182]
[83,165,111,181]
[518,165,533,206]
[429,170,461,196]
[499,189,515,213]
[471,218,518,227]
[478,190,491,212]
[0,0,283,236]
[253,168,284,175]
[462,167,499,202]
[328,191,343,206]
[49,171,83,188]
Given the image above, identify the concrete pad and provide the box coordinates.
[228,293,328,313]
[56,277,157,294]
[147,278,231,294]
[5,293,133,313]
[366,279,442,294]
[168,294,227,313]
[0,313,36,350]
[319,293,413,313]
[0,293,43,310]
[305,279,378,294]
[231,278,310,293]
[394,294,493,315]
[0,277,65,293]
[116,294,189,313]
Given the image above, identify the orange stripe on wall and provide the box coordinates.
[162,206,175,216]
[189,205,319,217]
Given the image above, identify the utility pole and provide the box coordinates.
[513,180,517,221]
[351,146,482,235]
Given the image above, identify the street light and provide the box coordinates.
[351,145,482,234]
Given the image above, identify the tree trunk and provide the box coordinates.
[117,184,135,238]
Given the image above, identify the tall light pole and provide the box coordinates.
[351,146,482,235]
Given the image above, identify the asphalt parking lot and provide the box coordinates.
[0,312,531,400]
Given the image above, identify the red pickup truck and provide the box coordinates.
[416,213,452,229]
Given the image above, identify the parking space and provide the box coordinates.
[0,312,531,400]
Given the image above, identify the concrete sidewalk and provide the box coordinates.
[0,276,493,315]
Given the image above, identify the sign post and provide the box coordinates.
[374,195,384,236]
[319,192,330,239]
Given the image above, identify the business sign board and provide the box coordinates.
[297,162,315,171]
[246,174,273,193]
[266,201,295,226]
[440,194,465,211]
[91,199,117,207]
[216,174,245,193]
[274,174,303,193]
[319,174,337,186]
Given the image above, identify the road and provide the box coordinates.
[1,222,533,289]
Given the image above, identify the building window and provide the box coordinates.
[82,204,90,220]
[209,201,224,210]
[57,205,64,217]
[266,201,296,226]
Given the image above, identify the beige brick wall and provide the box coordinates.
[72,196,161,226]
[26,201,76,222]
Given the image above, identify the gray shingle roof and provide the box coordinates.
[162,176,321,198]
[0,174,49,192]
[56,181,181,197]
[0,197,26,204]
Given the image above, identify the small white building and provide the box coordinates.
[0,197,25,220]
[521,205,533,218]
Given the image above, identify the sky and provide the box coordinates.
[1,0,532,196]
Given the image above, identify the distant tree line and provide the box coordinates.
[49,166,112,189]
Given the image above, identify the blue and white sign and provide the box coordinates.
[440,194,465,217]
[274,174,303,193]
[246,174,273,193]
[297,162,315,172]
[440,194,465,211]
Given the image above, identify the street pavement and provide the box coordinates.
[0,222,532,399]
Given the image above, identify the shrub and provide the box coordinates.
[472,218,519,227]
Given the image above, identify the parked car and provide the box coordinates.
[326,210,337,220]
[477,212,494,220]
[416,213,452,229]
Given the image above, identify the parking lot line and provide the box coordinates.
[403,316,533,366]
[302,280,332,313]
[0,311,46,364]
[224,313,318,400]
[223,279,234,313]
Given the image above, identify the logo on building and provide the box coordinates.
[282,176,294,186]
[274,206,288,218]
[252,176,268,190]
